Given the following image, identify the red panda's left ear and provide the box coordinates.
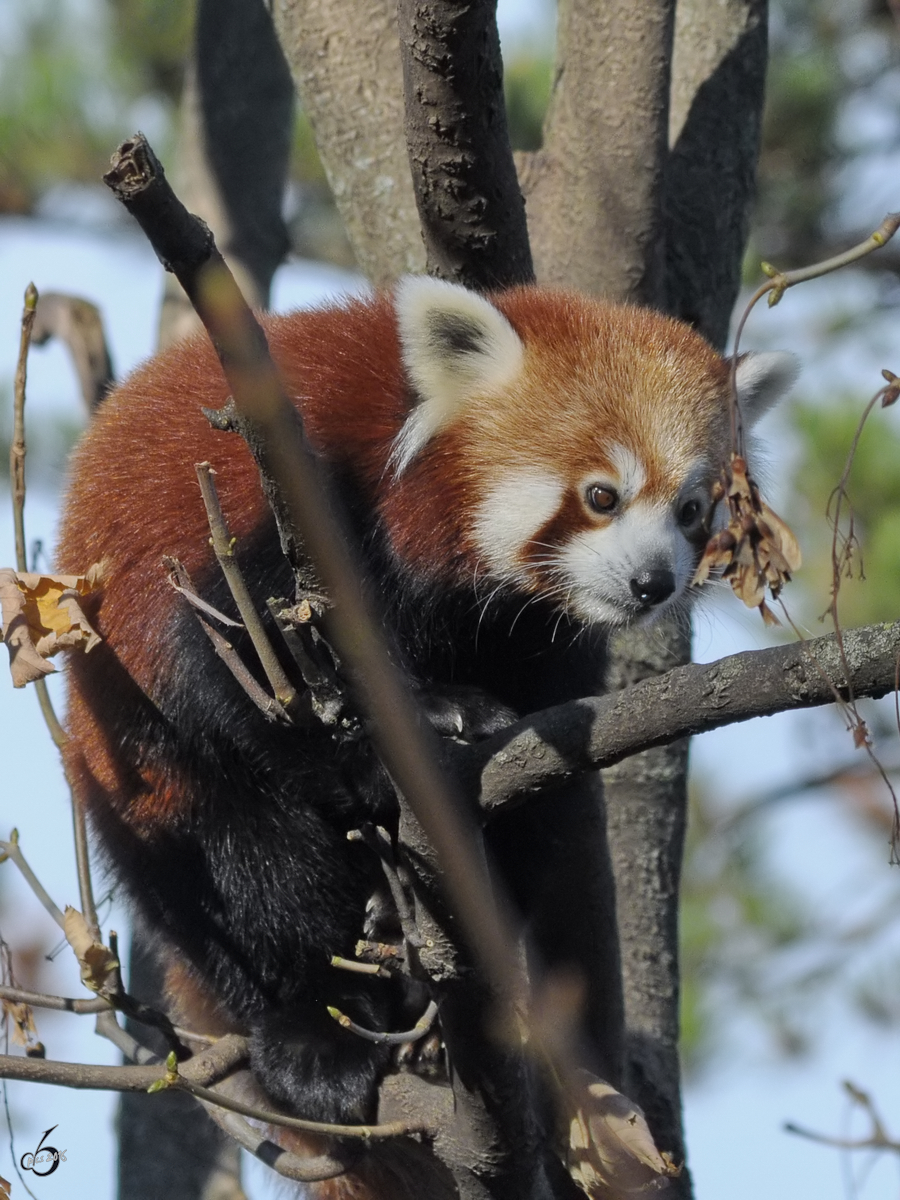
[733,351,800,427]
[390,276,525,473]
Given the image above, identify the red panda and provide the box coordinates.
[56,278,795,1183]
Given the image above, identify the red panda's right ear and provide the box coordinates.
[733,351,800,427]
[390,277,524,474]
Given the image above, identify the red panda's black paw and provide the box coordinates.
[395,1028,445,1080]
[249,996,392,1125]
[418,684,518,743]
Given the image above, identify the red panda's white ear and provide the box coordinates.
[391,276,525,473]
[733,351,799,427]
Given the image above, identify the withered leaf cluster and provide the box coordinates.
[1,996,44,1058]
[63,906,118,996]
[0,565,102,687]
[564,1071,679,1197]
[693,454,801,625]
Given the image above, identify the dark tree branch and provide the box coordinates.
[397,0,533,288]
[465,619,900,816]
[157,0,294,346]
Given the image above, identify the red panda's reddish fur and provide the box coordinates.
[56,284,766,1198]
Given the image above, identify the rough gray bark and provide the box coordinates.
[600,619,693,1194]
[397,0,533,287]
[157,0,294,348]
[520,0,676,304]
[272,0,426,285]
[666,0,769,346]
[598,9,769,1184]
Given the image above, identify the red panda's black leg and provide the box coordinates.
[416,682,518,741]
[249,988,394,1123]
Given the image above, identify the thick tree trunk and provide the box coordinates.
[272,0,426,284]
[398,0,533,287]
[520,0,676,304]
[601,618,693,1194]
[157,0,294,348]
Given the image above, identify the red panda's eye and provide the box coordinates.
[587,485,619,514]
[678,499,703,528]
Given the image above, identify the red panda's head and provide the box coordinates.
[381,278,797,626]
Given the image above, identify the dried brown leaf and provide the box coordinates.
[2,998,37,1047]
[692,455,801,622]
[0,565,102,686]
[565,1071,679,1197]
[63,906,118,995]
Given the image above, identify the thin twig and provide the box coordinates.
[197,1090,348,1184]
[9,284,100,937]
[95,1008,160,1066]
[0,832,66,929]
[327,998,438,1046]
[819,379,900,852]
[330,956,390,978]
[68,777,100,939]
[266,598,355,732]
[0,1032,249,1093]
[165,557,296,724]
[349,825,421,951]
[0,1054,172,1091]
[9,285,68,749]
[194,461,298,718]
[784,1123,900,1152]
[0,985,108,1014]
[10,286,36,573]
[729,213,900,452]
[174,1074,434,1139]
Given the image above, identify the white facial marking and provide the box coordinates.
[605,444,646,503]
[473,470,565,585]
[558,501,695,625]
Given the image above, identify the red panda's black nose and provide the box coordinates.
[630,568,676,607]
